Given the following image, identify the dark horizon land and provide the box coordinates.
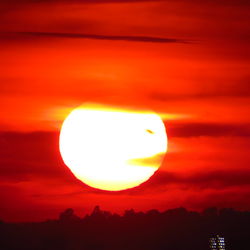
[0,206,250,250]
[0,0,250,249]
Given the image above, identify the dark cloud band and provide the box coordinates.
[2,31,188,44]
[167,122,250,138]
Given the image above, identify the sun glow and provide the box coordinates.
[59,104,168,191]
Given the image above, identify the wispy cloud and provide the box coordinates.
[122,168,250,195]
[167,122,250,138]
[0,0,163,4]
[3,31,189,44]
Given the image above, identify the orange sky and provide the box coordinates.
[0,0,250,222]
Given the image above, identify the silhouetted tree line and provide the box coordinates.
[0,206,249,250]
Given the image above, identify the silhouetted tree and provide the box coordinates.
[0,207,249,250]
[59,208,80,222]
[203,207,218,217]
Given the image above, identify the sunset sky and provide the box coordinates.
[0,0,250,222]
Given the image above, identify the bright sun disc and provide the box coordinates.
[59,104,168,191]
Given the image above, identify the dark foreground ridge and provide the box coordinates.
[0,207,249,250]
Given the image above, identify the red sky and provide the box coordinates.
[0,0,250,222]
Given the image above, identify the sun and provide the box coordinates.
[59,104,168,191]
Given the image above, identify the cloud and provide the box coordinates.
[1,121,250,183]
[127,153,166,166]
[150,78,250,101]
[166,122,250,138]
[2,31,188,44]
[0,131,70,182]
[127,168,250,195]
[0,0,162,4]
[1,130,250,195]
[0,0,249,5]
